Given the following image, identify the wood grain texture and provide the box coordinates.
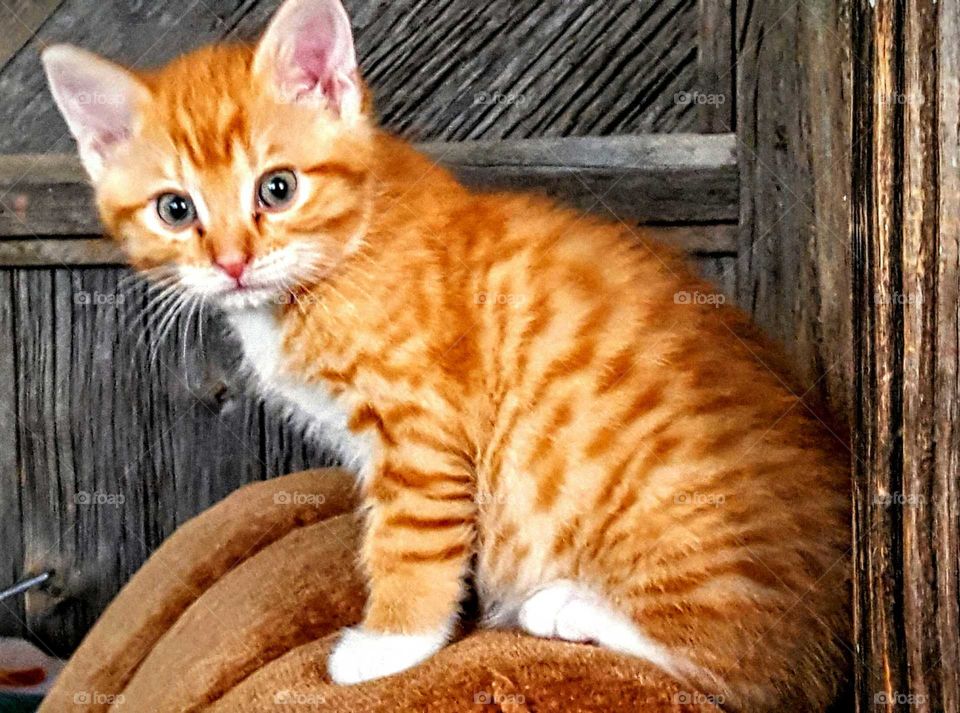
[0,0,710,154]
[697,0,735,132]
[8,267,312,655]
[0,135,738,239]
[736,0,854,420]
[0,269,25,637]
[852,1,960,711]
[0,239,124,267]
[0,0,64,74]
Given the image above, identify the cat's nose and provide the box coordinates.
[215,253,249,281]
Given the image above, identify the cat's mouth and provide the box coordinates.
[175,264,293,311]
[214,283,287,311]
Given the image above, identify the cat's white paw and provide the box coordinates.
[517,580,691,680]
[327,626,448,685]
[518,579,598,641]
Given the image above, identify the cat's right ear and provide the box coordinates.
[41,45,148,182]
[253,0,363,123]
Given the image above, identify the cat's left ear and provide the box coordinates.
[41,45,148,182]
[253,0,362,122]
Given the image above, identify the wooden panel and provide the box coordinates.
[7,268,320,653]
[0,239,124,267]
[697,0,735,132]
[736,0,853,420]
[0,270,24,635]
[0,135,738,239]
[0,0,712,153]
[423,134,738,223]
[693,254,737,300]
[0,154,97,236]
[852,1,960,711]
[0,0,64,74]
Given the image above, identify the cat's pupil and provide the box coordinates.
[268,177,288,198]
[168,197,189,220]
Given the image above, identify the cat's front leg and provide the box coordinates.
[328,453,475,685]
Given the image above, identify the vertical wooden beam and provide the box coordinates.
[698,0,735,132]
[736,0,854,419]
[852,0,960,711]
[0,269,25,636]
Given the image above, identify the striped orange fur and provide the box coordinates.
[43,0,850,708]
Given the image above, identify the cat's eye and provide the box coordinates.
[257,169,298,210]
[156,192,197,229]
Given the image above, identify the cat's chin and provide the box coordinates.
[215,287,285,312]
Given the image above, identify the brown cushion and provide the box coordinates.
[41,469,718,712]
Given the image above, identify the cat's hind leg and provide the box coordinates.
[517,580,692,680]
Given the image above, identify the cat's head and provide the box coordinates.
[42,0,374,310]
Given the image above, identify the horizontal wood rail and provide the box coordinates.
[0,133,738,266]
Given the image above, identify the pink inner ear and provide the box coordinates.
[267,0,358,114]
[57,75,134,155]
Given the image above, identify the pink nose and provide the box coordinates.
[215,255,248,281]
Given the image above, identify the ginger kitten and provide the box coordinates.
[43,0,850,708]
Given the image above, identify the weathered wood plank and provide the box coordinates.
[693,254,736,299]
[852,1,960,711]
[0,269,25,637]
[0,154,96,236]
[932,5,960,708]
[0,0,702,154]
[736,0,853,419]
[0,226,736,268]
[0,134,738,240]
[9,267,329,654]
[0,0,64,74]
[423,134,738,223]
[697,0,735,132]
[0,239,124,266]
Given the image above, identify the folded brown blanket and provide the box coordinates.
[40,469,720,712]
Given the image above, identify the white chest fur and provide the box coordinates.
[226,307,374,477]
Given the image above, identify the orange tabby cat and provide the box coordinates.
[43,0,850,708]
